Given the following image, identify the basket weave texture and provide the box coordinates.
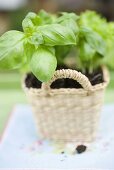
[23,67,109,142]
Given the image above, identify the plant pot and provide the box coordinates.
[23,67,109,142]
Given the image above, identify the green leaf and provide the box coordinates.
[22,12,42,33]
[56,12,79,35]
[81,27,106,57]
[0,31,26,70]
[58,12,79,22]
[60,19,79,35]
[79,41,95,61]
[108,22,114,38]
[25,12,42,26]
[79,10,108,39]
[38,10,57,24]
[30,46,57,82]
[76,27,106,72]
[24,41,35,62]
[22,18,34,33]
[104,39,114,69]
[86,33,105,56]
[37,24,76,46]
[45,46,55,55]
[55,45,71,64]
[28,32,44,46]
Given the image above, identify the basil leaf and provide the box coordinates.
[0,31,26,70]
[58,12,79,22]
[81,27,106,57]
[45,46,55,55]
[30,47,57,82]
[24,41,35,62]
[22,18,34,33]
[108,22,114,37]
[38,24,76,46]
[79,41,95,61]
[22,12,42,33]
[25,12,42,26]
[104,39,114,69]
[80,10,108,39]
[28,32,44,46]
[56,12,79,39]
[55,45,71,64]
[60,19,79,35]
[38,10,56,24]
[86,32,106,57]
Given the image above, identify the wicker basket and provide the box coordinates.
[23,67,109,142]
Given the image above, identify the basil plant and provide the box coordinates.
[0,10,78,82]
[77,10,114,73]
[0,10,113,81]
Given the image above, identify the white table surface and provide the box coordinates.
[0,104,114,169]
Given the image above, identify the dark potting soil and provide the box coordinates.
[25,67,104,89]
[25,73,42,89]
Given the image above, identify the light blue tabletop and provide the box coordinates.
[0,104,114,169]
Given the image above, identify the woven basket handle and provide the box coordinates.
[42,69,93,91]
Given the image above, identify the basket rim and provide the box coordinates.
[22,66,110,95]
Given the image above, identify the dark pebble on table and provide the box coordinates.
[61,151,65,154]
[76,145,87,154]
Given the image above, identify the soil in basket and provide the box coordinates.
[25,67,104,89]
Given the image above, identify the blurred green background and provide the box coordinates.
[0,0,114,134]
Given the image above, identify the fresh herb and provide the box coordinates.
[0,10,114,82]
[0,10,77,82]
[77,10,114,73]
